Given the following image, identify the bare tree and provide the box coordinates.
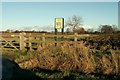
[65,15,83,33]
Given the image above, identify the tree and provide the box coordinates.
[6,29,13,32]
[87,28,93,33]
[98,25,119,33]
[99,25,114,33]
[74,27,85,34]
[65,15,83,33]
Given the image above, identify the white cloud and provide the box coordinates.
[81,25,92,30]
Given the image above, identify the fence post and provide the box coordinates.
[74,33,78,41]
[42,33,46,41]
[42,33,46,47]
[29,33,32,51]
[19,32,26,51]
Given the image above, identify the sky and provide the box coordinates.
[1,0,120,2]
[1,1,119,31]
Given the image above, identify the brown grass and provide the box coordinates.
[15,42,119,75]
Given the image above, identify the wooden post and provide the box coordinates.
[29,33,32,51]
[19,32,26,51]
[61,28,64,38]
[61,28,64,35]
[42,33,45,47]
[42,33,45,41]
[74,33,78,41]
[55,29,57,46]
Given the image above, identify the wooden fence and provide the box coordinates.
[0,32,92,51]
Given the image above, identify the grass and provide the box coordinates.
[7,42,118,75]
[1,33,120,79]
[35,71,98,79]
[33,69,119,80]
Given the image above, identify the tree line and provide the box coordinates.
[3,15,120,34]
[65,15,120,34]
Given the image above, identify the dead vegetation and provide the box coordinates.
[2,34,120,79]
[16,42,119,76]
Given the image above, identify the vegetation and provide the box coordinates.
[98,25,119,33]
[65,15,83,33]
[2,33,120,79]
[1,23,120,79]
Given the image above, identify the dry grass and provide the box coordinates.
[10,42,119,76]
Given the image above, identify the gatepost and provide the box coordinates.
[20,32,26,51]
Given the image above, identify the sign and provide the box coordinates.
[55,18,64,29]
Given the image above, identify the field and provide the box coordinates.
[1,32,120,79]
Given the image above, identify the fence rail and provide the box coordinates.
[0,32,94,51]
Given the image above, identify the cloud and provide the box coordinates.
[81,25,92,30]
[40,25,54,32]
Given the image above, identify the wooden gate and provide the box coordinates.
[1,32,92,51]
